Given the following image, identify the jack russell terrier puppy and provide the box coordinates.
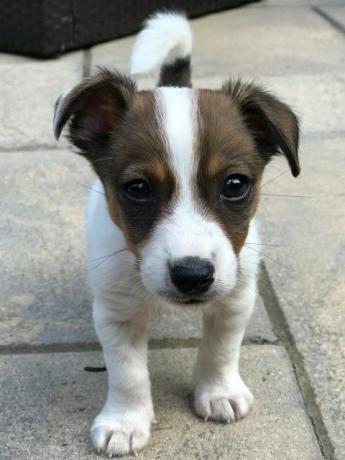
[54,11,300,457]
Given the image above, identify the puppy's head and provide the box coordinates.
[54,69,299,304]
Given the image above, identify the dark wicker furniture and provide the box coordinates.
[1,0,259,57]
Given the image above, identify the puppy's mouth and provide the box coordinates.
[157,292,216,306]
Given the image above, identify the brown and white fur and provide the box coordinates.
[54,12,300,457]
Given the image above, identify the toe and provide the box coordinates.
[106,431,130,457]
[91,425,112,453]
[130,430,149,455]
[211,398,235,422]
[229,396,251,420]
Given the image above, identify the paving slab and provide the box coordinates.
[0,51,83,150]
[258,136,345,458]
[0,346,322,459]
[91,6,345,78]
[0,150,92,348]
[0,150,275,349]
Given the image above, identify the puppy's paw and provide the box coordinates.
[194,375,253,423]
[91,408,153,457]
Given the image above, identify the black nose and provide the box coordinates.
[170,257,215,295]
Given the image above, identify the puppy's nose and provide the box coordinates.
[170,257,215,295]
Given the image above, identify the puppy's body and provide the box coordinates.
[87,178,259,454]
[54,12,300,457]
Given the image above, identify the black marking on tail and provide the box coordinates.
[158,56,192,88]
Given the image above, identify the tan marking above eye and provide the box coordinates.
[206,154,228,178]
[205,153,257,180]
[146,159,168,183]
[121,158,169,184]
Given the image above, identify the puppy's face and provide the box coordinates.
[54,71,299,304]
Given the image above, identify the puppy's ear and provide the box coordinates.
[54,68,135,160]
[223,80,300,177]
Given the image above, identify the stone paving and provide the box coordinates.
[1,1,344,459]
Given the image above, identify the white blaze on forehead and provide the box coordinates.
[154,87,210,259]
[154,87,197,197]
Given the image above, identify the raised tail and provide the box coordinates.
[130,12,193,88]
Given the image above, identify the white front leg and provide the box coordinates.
[193,283,256,423]
[91,298,154,457]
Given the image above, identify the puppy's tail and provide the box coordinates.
[130,11,192,87]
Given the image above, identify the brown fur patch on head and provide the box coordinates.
[55,70,178,254]
[196,89,266,255]
[98,91,176,251]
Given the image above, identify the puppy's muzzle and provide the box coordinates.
[169,257,215,296]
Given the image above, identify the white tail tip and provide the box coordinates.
[130,12,192,76]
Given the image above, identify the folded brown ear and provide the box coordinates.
[54,68,135,159]
[223,80,300,177]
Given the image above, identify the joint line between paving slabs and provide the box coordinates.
[312,6,345,37]
[0,334,277,357]
[0,341,102,356]
[0,144,62,153]
[259,262,335,460]
[0,339,200,356]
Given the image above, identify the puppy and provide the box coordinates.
[54,12,299,457]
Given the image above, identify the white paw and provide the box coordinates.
[194,374,254,423]
[91,408,153,457]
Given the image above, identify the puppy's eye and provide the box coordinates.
[123,179,154,203]
[221,174,250,202]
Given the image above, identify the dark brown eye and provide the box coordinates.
[123,179,154,203]
[221,174,250,202]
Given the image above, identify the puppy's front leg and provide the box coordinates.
[91,298,153,457]
[194,284,256,423]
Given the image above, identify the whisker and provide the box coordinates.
[245,243,286,247]
[77,182,105,196]
[261,170,289,188]
[90,253,117,272]
[90,248,128,263]
[244,245,293,271]
[92,156,116,164]
[90,250,131,272]
[102,270,141,285]
[266,163,286,173]
[261,193,312,198]
[89,254,141,283]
